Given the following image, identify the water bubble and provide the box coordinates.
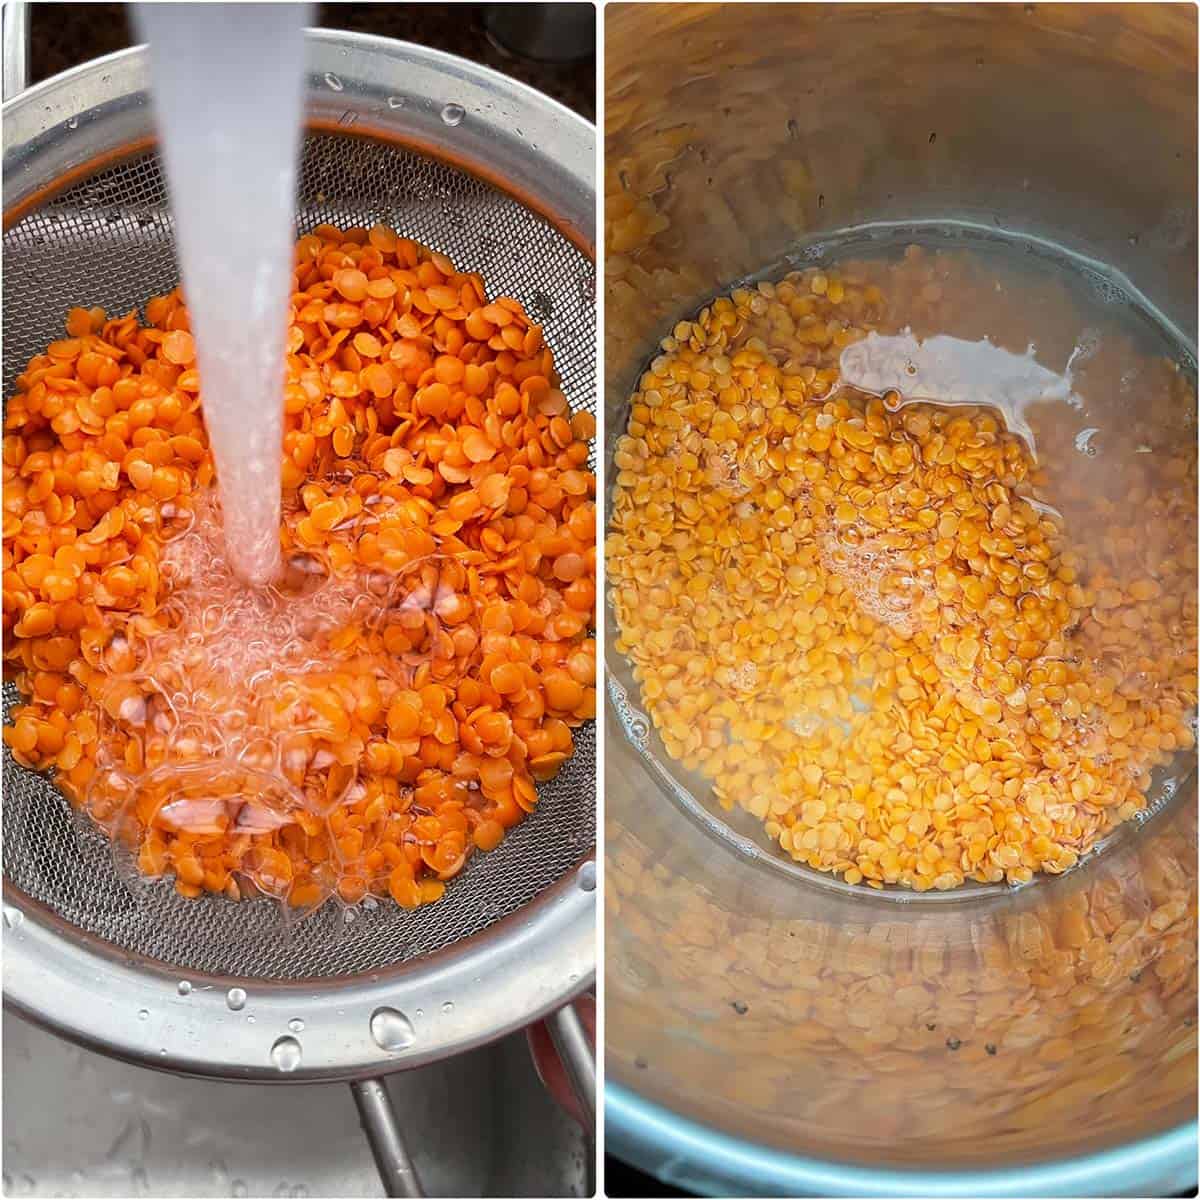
[3,906,24,930]
[138,1008,149,1020]
[1073,427,1100,457]
[441,103,466,127]
[270,1035,303,1072]
[226,987,247,1011]
[441,1001,454,1014]
[288,1017,305,1033]
[370,1006,416,1051]
[177,980,192,996]
[323,72,343,92]
[577,861,596,892]
[233,1183,249,1198]
[386,95,405,109]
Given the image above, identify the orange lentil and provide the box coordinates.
[608,255,1197,892]
[3,222,596,913]
[161,330,195,365]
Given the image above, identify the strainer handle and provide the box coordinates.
[350,1077,424,1198]
[546,1001,596,1132]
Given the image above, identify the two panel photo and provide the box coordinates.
[0,3,1196,1199]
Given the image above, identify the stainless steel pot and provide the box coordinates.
[604,4,1197,1195]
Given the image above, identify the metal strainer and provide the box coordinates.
[2,26,595,1196]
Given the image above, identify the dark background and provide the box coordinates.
[606,1158,690,1197]
[26,1,595,119]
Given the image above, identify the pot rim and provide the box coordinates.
[607,1081,1197,1197]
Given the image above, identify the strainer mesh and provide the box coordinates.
[2,133,596,980]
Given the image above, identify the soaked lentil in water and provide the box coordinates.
[3,223,596,912]
[608,244,1197,891]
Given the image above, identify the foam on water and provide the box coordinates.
[88,491,459,904]
[838,329,1084,456]
[135,3,312,586]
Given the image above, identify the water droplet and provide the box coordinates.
[67,115,79,130]
[386,95,405,109]
[1074,427,1100,457]
[577,861,596,892]
[370,1006,416,1051]
[138,1008,149,1020]
[270,1035,303,1072]
[3,906,24,930]
[441,1001,454,1014]
[441,103,465,127]
[323,72,343,92]
[233,1183,249,1198]
[246,1015,256,1025]
[177,980,192,996]
[226,987,247,1011]
[288,1017,305,1033]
